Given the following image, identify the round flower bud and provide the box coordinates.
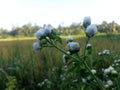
[83,16,91,28]
[111,70,118,75]
[107,80,113,86]
[44,25,53,35]
[104,68,110,75]
[98,52,102,56]
[35,29,46,40]
[91,69,96,74]
[102,49,110,55]
[86,43,92,49]
[85,24,97,38]
[104,84,109,88]
[108,66,114,71]
[33,42,41,52]
[82,78,87,83]
[66,36,73,43]
[66,42,80,53]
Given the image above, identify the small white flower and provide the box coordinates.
[91,69,96,74]
[72,79,78,83]
[44,79,49,82]
[66,36,73,43]
[86,43,92,48]
[111,70,118,75]
[104,84,109,88]
[67,51,71,55]
[117,59,120,62]
[44,25,53,35]
[108,66,114,71]
[87,75,91,80]
[85,24,97,38]
[60,74,66,81]
[102,49,110,55]
[112,64,115,66]
[116,63,119,66]
[66,42,80,53]
[86,43,92,49]
[104,68,110,75]
[82,78,87,83]
[33,42,41,52]
[35,29,45,40]
[83,16,91,28]
[107,80,113,86]
[98,52,102,56]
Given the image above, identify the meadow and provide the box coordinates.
[0,33,120,90]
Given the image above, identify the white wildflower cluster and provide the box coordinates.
[98,49,110,56]
[81,69,96,84]
[51,66,59,72]
[60,74,66,81]
[33,25,53,52]
[114,59,120,63]
[112,59,120,67]
[37,79,51,87]
[103,66,118,75]
[35,25,53,40]
[83,16,97,38]
[104,80,113,89]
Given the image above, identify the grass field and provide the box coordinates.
[0,33,120,90]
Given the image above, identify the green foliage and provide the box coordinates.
[0,34,120,89]
[5,76,17,90]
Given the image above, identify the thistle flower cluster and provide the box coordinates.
[83,16,97,38]
[104,80,113,88]
[37,78,51,88]
[33,25,53,51]
[35,25,53,40]
[103,66,118,75]
[33,25,61,52]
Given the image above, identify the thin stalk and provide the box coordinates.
[83,37,89,59]
[83,61,105,90]
[82,37,105,90]
[45,38,80,62]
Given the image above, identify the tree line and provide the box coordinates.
[0,21,120,38]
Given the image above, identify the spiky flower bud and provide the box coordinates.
[66,36,73,43]
[85,24,97,38]
[66,42,80,53]
[33,42,41,52]
[35,29,45,40]
[83,16,91,28]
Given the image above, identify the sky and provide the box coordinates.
[0,0,120,30]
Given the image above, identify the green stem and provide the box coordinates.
[83,61,105,90]
[47,38,104,89]
[83,37,89,59]
[45,38,80,62]
[82,37,104,90]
